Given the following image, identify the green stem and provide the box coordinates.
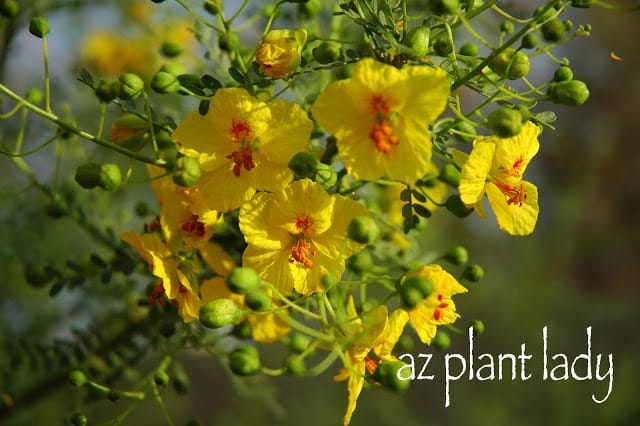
[96,102,106,140]
[42,35,51,113]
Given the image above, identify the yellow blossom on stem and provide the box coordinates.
[239,179,369,295]
[256,28,307,79]
[311,58,450,183]
[458,121,540,235]
[172,88,313,211]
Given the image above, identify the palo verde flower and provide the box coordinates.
[173,88,313,211]
[256,28,307,79]
[239,179,369,295]
[311,58,450,183]
[457,121,540,235]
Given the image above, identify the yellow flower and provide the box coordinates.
[239,179,369,295]
[391,265,468,344]
[256,29,307,79]
[458,121,540,235]
[81,31,157,78]
[311,58,450,183]
[172,88,313,211]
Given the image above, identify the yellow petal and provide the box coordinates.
[313,195,368,259]
[248,312,291,343]
[459,139,495,205]
[343,364,365,425]
[400,65,450,125]
[260,99,313,165]
[492,121,540,179]
[486,180,539,235]
[382,118,433,183]
[172,111,222,171]
[374,309,409,361]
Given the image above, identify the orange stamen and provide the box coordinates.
[149,283,166,308]
[231,119,252,143]
[370,94,390,115]
[369,119,399,154]
[493,180,527,206]
[295,215,314,234]
[289,237,316,268]
[504,156,525,178]
[181,214,206,238]
[226,145,256,177]
[433,294,449,321]
[365,356,379,375]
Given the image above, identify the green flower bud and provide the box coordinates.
[401,283,425,309]
[226,267,260,294]
[203,0,221,14]
[445,194,473,218]
[553,66,574,82]
[516,104,531,123]
[405,25,430,58]
[563,20,573,31]
[70,413,88,426]
[395,334,414,353]
[346,250,374,274]
[68,370,87,387]
[489,48,530,80]
[487,107,523,138]
[24,263,54,288]
[373,361,411,392]
[94,79,120,103]
[428,0,459,15]
[232,320,252,339]
[347,216,379,244]
[29,16,51,38]
[199,299,243,328]
[315,163,337,189]
[245,289,271,310]
[404,276,434,299]
[550,80,589,106]
[444,246,468,265]
[285,355,306,376]
[459,42,479,57]
[154,371,170,386]
[159,62,187,76]
[0,0,19,18]
[462,264,484,282]
[75,163,122,190]
[520,34,538,50]
[453,120,477,143]
[438,163,461,187]
[218,32,240,52]
[433,36,452,57]
[26,88,43,105]
[500,21,514,35]
[118,73,144,100]
[172,156,200,187]
[289,333,311,354]
[431,330,451,350]
[135,201,152,217]
[288,152,318,178]
[470,319,485,336]
[160,41,183,58]
[229,345,261,376]
[151,71,181,94]
[312,42,343,64]
[571,0,595,7]
[541,19,565,42]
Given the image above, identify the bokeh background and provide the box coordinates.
[1,1,639,425]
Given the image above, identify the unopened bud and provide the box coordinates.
[347,216,379,244]
[199,299,243,328]
[288,152,318,178]
[462,264,484,282]
[315,163,337,189]
[487,107,523,138]
[459,42,479,57]
[431,330,451,349]
[285,355,306,376]
[203,0,221,14]
[68,370,87,387]
[374,361,411,392]
[75,163,122,190]
[160,41,182,58]
[94,79,120,103]
[312,42,343,64]
[489,48,530,80]
[550,80,589,106]
[245,289,271,310]
[70,413,88,426]
[29,16,50,38]
[469,319,485,336]
[226,267,260,294]
[172,156,200,187]
[520,34,538,50]
[346,250,373,274]
[229,345,261,376]
[541,19,565,42]
[26,88,43,105]
[444,246,468,265]
[0,0,18,18]
[405,25,430,58]
[118,73,144,100]
[438,163,461,187]
[428,0,459,15]
[289,333,311,354]
[151,71,181,94]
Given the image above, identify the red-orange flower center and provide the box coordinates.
[231,119,252,143]
[493,180,527,206]
[226,145,256,177]
[368,95,398,154]
[433,294,449,321]
[289,237,316,268]
[181,214,206,238]
[295,215,314,234]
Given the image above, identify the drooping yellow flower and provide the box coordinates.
[256,29,307,79]
[311,58,450,183]
[172,88,313,211]
[239,179,369,295]
[391,265,468,345]
[458,121,540,235]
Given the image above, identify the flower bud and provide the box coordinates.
[438,163,460,187]
[289,333,311,354]
[541,19,565,42]
[487,107,523,138]
[433,36,452,56]
[489,48,530,80]
[373,361,411,392]
[68,370,87,387]
[109,114,149,151]
[24,263,54,288]
[314,162,337,189]
[444,246,468,265]
[347,216,379,244]
[70,413,88,426]
[312,42,343,64]
[94,79,120,103]
[218,32,240,52]
[256,29,307,79]
[459,42,479,57]
[151,71,181,94]
[160,41,182,58]
[0,0,18,18]
[288,152,318,178]
[431,330,451,350]
[552,66,572,83]
[172,156,200,187]
[520,34,538,50]
[199,299,243,328]
[232,320,252,339]
[428,0,459,15]
[549,80,589,106]
[346,250,373,274]
[118,73,144,100]
[297,0,322,17]
[26,88,43,105]
[516,104,531,123]
[203,0,221,15]
[453,121,477,143]
[154,371,170,386]
[405,25,430,58]
[245,289,271,310]
[226,267,260,294]
[445,194,473,218]
[159,62,187,76]
[462,264,484,282]
[285,355,306,376]
[500,21,514,34]
[29,16,50,38]
[75,163,122,190]
[395,334,414,353]
[229,345,261,376]
[469,319,485,336]
[404,275,434,299]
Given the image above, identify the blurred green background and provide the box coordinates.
[1,1,639,425]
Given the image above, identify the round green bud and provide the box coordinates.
[160,41,182,58]
[431,330,451,350]
[500,21,514,35]
[346,250,374,274]
[172,156,200,187]
[289,333,311,354]
[541,19,565,42]
[135,201,152,217]
[373,361,411,392]
[68,370,87,387]
[29,16,51,38]
[453,120,477,143]
[405,25,430,58]
[118,73,144,100]
[438,163,461,187]
[571,0,595,7]
[444,246,468,265]
[314,162,337,189]
[26,87,44,105]
[24,263,53,288]
[218,32,240,52]
[489,48,530,80]
[550,80,589,106]
[433,36,452,57]
[487,107,523,138]
[200,299,243,328]
[94,79,120,103]
[553,66,574,82]
[151,71,181,94]
[75,163,121,190]
[0,0,19,18]
[312,42,343,64]
[229,345,261,376]
[401,284,425,309]
[395,334,414,353]
[459,42,479,57]
[445,194,473,218]
[285,355,306,376]
[226,267,260,294]
[154,371,170,386]
[232,320,252,339]
[288,152,318,178]
[462,263,484,282]
[470,319,485,336]
[70,413,88,426]
[159,62,187,76]
[520,34,538,50]
[347,216,379,244]
[203,0,221,14]
[563,20,573,31]
[428,0,459,15]
[516,104,531,123]
[245,290,271,311]
[404,275,434,299]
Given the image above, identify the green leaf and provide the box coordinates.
[201,74,222,90]
[400,189,411,202]
[49,279,65,297]
[90,253,107,268]
[413,204,432,218]
[228,67,246,85]
[78,68,94,86]
[411,189,427,203]
[199,100,210,116]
